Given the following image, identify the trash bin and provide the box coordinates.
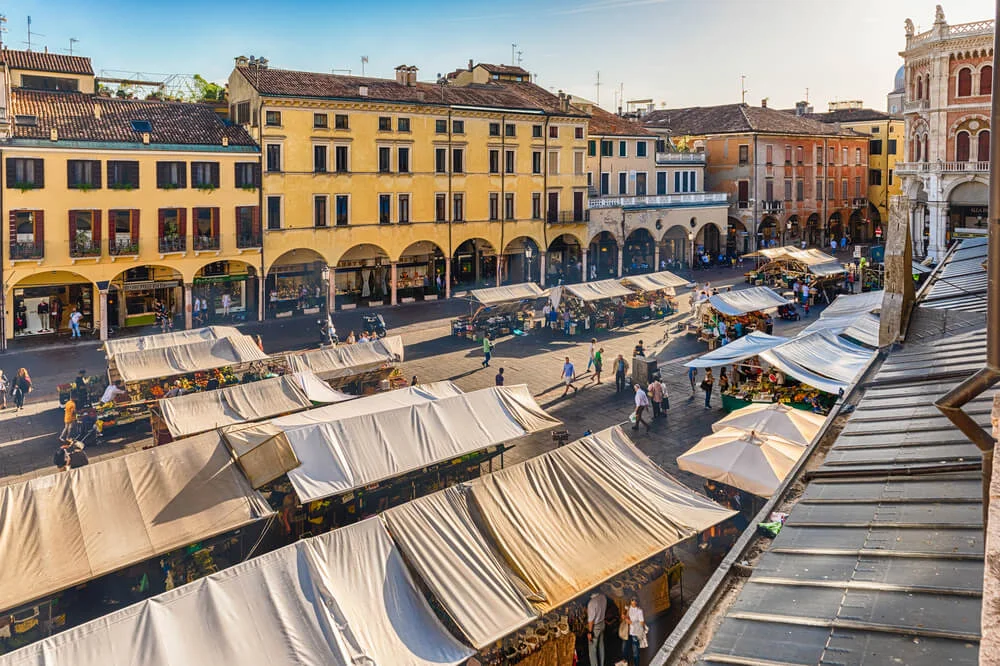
[632,357,657,386]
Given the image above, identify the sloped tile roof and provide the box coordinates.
[584,105,652,136]
[478,63,531,76]
[801,108,900,123]
[643,103,856,137]
[1,48,94,75]
[11,89,257,147]
[236,66,585,116]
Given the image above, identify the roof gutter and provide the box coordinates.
[933,1,1000,527]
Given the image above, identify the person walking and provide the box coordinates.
[59,396,77,443]
[624,598,647,666]
[481,336,493,368]
[701,368,715,409]
[586,338,597,373]
[632,384,651,432]
[221,292,232,318]
[0,371,7,410]
[587,590,607,666]
[688,365,697,393]
[69,308,83,338]
[495,367,505,386]
[12,368,31,411]
[560,356,578,396]
[648,375,665,418]
[593,347,604,384]
[614,354,628,393]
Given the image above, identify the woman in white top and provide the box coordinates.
[624,597,646,666]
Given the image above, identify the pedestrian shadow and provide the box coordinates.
[445,368,482,382]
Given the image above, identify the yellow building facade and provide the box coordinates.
[1,50,260,344]
[227,60,590,310]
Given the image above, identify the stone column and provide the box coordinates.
[258,276,266,322]
[653,245,661,272]
[539,252,547,287]
[927,201,948,261]
[390,262,398,306]
[98,290,109,341]
[444,260,452,299]
[617,248,624,277]
[581,249,589,282]
[184,283,193,330]
[328,265,337,313]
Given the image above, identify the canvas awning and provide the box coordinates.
[225,385,560,502]
[104,325,241,359]
[471,282,547,305]
[678,427,806,497]
[0,518,474,666]
[800,290,883,347]
[821,290,884,318]
[760,330,876,395]
[684,331,788,368]
[0,432,273,614]
[620,271,691,294]
[157,372,352,439]
[111,334,268,384]
[808,261,847,277]
[286,336,404,382]
[564,279,634,302]
[707,286,789,316]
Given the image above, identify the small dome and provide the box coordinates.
[893,65,905,92]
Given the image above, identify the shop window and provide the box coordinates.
[236,206,261,247]
[109,209,139,255]
[398,147,410,174]
[398,194,410,224]
[158,208,186,253]
[314,113,328,128]
[314,195,328,228]
[489,150,500,174]
[379,194,391,224]
[156,161,187,188]
[314,145,328,173]
[489,193,499,221]
[335,195,349,226]
[234,162,259,188]
[193,208,220,251]
[11,210,44,259]
[108,160,140,189]
[67,160,101,190]
[335,114,349,129]
[335,145,350,173]
[6,158,44,189]
[435,193,447,222]
[191,162,220,189]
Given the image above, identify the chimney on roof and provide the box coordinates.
[562,93,572,113]
[235,55,249,67]
[222,136,229,147]
[142,132,150,145]
[49,127,57,142]
[93,103,101,120]
[468,59,474,72]
[761,98,767,108]
[406,65,418,86]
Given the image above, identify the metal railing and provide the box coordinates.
[903,99,929,112]
[589,192,729,209]
[110,240,139,256]
[896,160,990,174]
[237,233,262,248]
[654,152,705,164]
[193,236,220,251]
[158,236,187,253]
[547,211,590,223]
[761,200,784,212]
[69,240,101,258]
[10,241,43,260]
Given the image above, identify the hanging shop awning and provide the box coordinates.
[385,426,734,647]
[684,331,788,368]
[471,282,547,305]
[807,261,847,277]
[759,329,876,395]
[0,432,273,615]
[712,402,826,447]
[104,325,241,359]
[111,335,268,384]
[707,286,789,316]
[286,336,404,381]
[564,279,634,302]
[225,385,560,502]
[749,247,844,276]
[820,289,884,318]
[620,271,692,294]
[0,518,474,666]
[157,372,352,439]
[678,427,807,497]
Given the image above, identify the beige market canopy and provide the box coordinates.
[620,270,691,294]
[759,329,876,395]
[564,278,634,302]
[471,282,547,305]
[157,372,352,439]
[707,286,789,316]
[678,427,806,497]
[0,518,474,666]
[0,432,273,614]
[286,336,404,382]
[110,334,268,384]
[104,325,241,359]
[225,385,559,501]
[750,246,844,277]
[713,402,826,447]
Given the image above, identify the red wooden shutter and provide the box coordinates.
[107,211,115,244]
[92,210,102,247]
[131,209,140,245]
[5,160,13,189]
[68,211,76,246]
[35,210,44,248]
[8,211,16,250]
[34,159,45,188]
[158,209,165,240]
[251,206,261,236]
[211,207,220,239]
[178,209,187,238]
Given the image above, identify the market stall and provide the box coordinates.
[554,279,635,334]
[452,282,547,341]
[285,336,404,390]
[800,289,884,348]
[690,286,788,348]
[745,246,845,302]
[712,402,825,447]
[678,428,807,497]
[620,270,691,322]
[683,331,788,369]
[759,329,876,396]
[104,325,241,359]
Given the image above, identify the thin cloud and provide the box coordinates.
[550,0,672,15]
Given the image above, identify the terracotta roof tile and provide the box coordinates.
[800,108,899,123]
[643,103,857,137]
[11,89,257,147]
[478,63,531,76]
[584,105,652,136]
[1,48,93,75]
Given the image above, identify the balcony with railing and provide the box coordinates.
[903,99,929,113]
[852,198,869,208]
[10,241,43,261]
[158,236,187,253]
[589,192,728,210]
[237,232,263,249]
[193,235,221,252]
[761,200,784,213]
[896,161,990,175]
[654,152,706,165]
[110,239,139,256]
[547,210,590,223]
[69,239,101,258]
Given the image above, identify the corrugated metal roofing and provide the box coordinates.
[697,326,987,666]
[920,237,988,313]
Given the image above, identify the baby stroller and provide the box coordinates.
[778,303,800,321]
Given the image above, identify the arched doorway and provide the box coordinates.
[828,212,843,247]
[660,226,690,271]
[848,207,873,244]
[806,213,821,247]
[109,265,184,331]
[397,241,446,300]
[786,215,801,246]
[948,181,988,245]
[452,238,496,288]
[502,237,541,285]
[334,244,391,307]
[588,231,619,279]
[696,223,722,257]
[193,260,259,324]
[267,248,329,316]
[623,229,655,275]
[547,234,583,284]
[758,216,778,247]
[727,218,748,255]
[11,270,95,337]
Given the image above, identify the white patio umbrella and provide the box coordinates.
[711,402,825,447]
[677,428,806,497]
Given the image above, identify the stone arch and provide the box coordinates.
[10,269,98,337]
[726,217,748,255]
[395,241,447,300]
[806,213,822,247]
[502,236,542,285]
[546,234,584,284]
[331,244,393,307]
[452,238,497,288]
[105,264,185,331]
[949,114,989,135]
[659,224,691,269]
[266,248,334,316]
[828,211,843,243]
[191,259,260,323]
[758,215,779,245]
[588,231,619,279]
[622,228,655,275]
[695,221,722,257]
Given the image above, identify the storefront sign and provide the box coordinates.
[123,280,179,292]
[193,274,249,285]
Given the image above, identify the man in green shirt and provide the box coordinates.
[481,336,493,368]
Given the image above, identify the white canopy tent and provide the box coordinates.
[286,336,404,382]
[563,279,634,302]
[712,402,826,447]
[0,432,273,614]
[471,282,547,305]
[225,385,560,502]
[0,518,474,666]
[104,325,241,359]
[683,331,788,368]
[110,335,268,384]
[620,270,691,295]
[750,246,845,278]
[759,329,876,395]
[819,290,884,318]
[157,372,352,439]
[707,286,789,316]
[678,427,806,497]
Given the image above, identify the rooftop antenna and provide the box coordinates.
[805,87,810,102]
[0,15,7,50]
[25,16,45,51]
[65,37,78,55]
[516,50,523,66]
[511,42,518,66]
[595,71,601,106]
[361,56,368,76]
[740,74,748,104]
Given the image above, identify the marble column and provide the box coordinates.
[927,201,948,261]
[98,289,109,341]
[445,260,452,299]
[581,249,589,282]
[390,262,398,306]
[653,245,661,272]
[328,265,337,313]
[539,252,547,287]
[184,283,193,330]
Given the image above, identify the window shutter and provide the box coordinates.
[93,161,102,189]
[92,210,102,246]
[179,163,187,188]
[34,159,44,188]
[35,210,44,247]
[251,206,261,235]
[130,161,140,188]
[67,162,74,189]
[8,211,16,244]
[156,162,165,188]
[131,210,140,245]
[178,208,187,238]
[5,159,13,188]
[158,209,165,239]
[68,211,75,243]
[107,210,115,243]
[254,162,262,187]
[211,207,220,239]
[212,163,220,188]
[233,162,241,186]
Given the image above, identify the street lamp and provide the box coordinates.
[687,230,695,276]
[784,220,792,247]
[524,244,534,283]
[320,265,331,315]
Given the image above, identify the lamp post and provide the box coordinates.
[687,230,695,278]
[320,265,331,315]
[524,244,534,283]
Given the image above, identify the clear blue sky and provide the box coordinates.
[3,0,990,111]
